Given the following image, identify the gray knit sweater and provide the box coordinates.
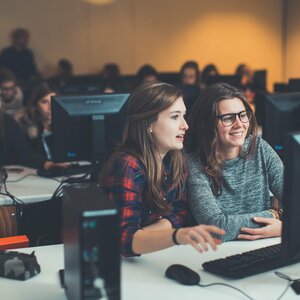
[187,137,284,241]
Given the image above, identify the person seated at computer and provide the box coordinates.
[201,64,219,89]
[101,81,225,257]
[185,83,283,242]
[134,64,158,89]
[178,61,201,116]
[48,58,73,88]
[235,63,256,113]
[179,61,201,87]
[0,88,48,169]
[100,63,126,93]
[0,68,24,116]
[15,82,68,170]
[0,28,39,80]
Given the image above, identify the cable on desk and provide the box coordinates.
[275,271,300,300]
[6,173,40,183]
[198,282,254,300]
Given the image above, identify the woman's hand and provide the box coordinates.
[237,217,282,240]
[176,225,225,253]
[43,161,70,170]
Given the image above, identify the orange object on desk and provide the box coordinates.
[0,235,29,250]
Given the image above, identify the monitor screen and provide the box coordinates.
[263,93,300,157]
[51,93,130,164]
[282,131,300,262]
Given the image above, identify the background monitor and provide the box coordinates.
[263,93,300,157]
[282,131,300,262]
[287,78,300,93]
[252,70,267,91]
[51,93,129,165]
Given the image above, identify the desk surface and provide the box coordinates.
[1,166,61,205]
[3,237,300,300]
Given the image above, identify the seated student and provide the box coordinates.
[0,68,24,116]
[0,88,44,168]
[15,82,55,161]
[100,81,224,257]
[201,64,219,89]
[134,64,158,89]
[235,63,256,113]
[178,61,201,115]
[185,83,283,242]
[179,61,201,86]
[101,63,126,93]
[48,58,73,88]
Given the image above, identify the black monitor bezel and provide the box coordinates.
[51,93,129,163]
[281,131,300,262]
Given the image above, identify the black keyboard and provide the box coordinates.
[37,164,92,178]
[202,243,288,278]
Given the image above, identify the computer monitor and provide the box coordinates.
[253,70,267,91]
[281,131,300,262]
[287,78,300,92]
[51,93,130,166]
[263,93,300,157]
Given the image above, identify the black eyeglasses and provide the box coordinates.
[216,109,252,127]
[1,85,17,93]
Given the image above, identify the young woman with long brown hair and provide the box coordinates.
[101,81,224,257]
[185,83,283,242]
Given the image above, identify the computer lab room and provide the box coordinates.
[0,0,300,299]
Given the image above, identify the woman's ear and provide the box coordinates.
[149,125,153,133]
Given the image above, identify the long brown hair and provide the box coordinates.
[185,82,258,196]
[27,82,57,124]
[101,81,186,213]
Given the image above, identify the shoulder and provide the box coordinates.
[104,151,145,180]
[113,151,144,170]
[1,47,12,55]
[254,136,278,157]
[186,152,199,165]
[185,152,205,175]
[3,113,17,126]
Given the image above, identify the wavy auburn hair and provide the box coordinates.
[102,81,185,213]
[185,82,258,196]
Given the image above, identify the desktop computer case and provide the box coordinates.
[63,183,120,300]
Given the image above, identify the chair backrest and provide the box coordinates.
[0,205,18,237]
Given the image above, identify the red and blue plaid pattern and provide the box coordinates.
[102,152,188,257]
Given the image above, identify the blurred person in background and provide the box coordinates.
[0,68,24,116]
[0,28,39,80]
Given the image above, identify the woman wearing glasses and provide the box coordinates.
[185,83,283,241]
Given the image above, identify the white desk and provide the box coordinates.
[0,166,61,205]
[3,237,300,300]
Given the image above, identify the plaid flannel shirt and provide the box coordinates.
[102,152,188,257]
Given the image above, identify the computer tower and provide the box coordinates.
[63,183,120,300]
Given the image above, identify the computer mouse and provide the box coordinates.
[165,264,200,286]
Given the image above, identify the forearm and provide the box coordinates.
[193,206,273,241]
[132,228,175,254]
[143,218,172,231]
